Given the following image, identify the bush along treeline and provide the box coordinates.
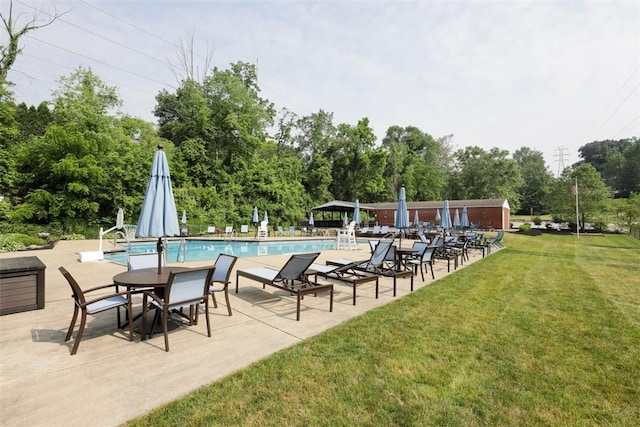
[1,66,638,237]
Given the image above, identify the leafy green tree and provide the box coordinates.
[578,138,635,193]
[513,147,553,214]
[294,110,337,204]
[0,84,18,198]
[14,101,52,143]
[611,192,640,232]
[449,146,522,211]
[381,125,450,201]
[9,68,162,227]
[328,118,377,201]
[605,138,640,198]
[547,163,612,230]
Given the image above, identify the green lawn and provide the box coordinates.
[127,233,640,426]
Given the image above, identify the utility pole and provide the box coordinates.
[554,146,569,177]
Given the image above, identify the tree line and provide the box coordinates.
[0,65,638,234]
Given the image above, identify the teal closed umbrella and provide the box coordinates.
[440,200,452,230]
[136,145,180,273]
[353,199,361,225]
[394,186,409,246]
[461,206,470,228]
[252,206,259,224]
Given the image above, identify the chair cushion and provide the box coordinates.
[86,295,128,314]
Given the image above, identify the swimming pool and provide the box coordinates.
[104,239,359,265]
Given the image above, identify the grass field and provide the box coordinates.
[127,233,640,426]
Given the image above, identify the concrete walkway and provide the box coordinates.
[0,237,493,426]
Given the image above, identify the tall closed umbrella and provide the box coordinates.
[413,210,420,227]
[181,210,187,225]
[440,200,452,230]
[263,211,269,224]
[436,209,441,223]
[252,206,259,224]
[461,205,470,228]
[353,199,361,226]
[136,145,180,273]
[343,212,348,227]
[394,186,410,246]
[453,209,461,229]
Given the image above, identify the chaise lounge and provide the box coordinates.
[235,252,333,320]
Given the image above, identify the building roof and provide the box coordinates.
[370,198,510,210]
[313,199,509,212]
[312,200,378,212]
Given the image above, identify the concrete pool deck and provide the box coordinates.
[0,237,495,426]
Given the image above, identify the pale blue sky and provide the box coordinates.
[5,0,640,173]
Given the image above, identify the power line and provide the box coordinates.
[612,115,640,139]
[578,65,640,142]
[25,35,176,89]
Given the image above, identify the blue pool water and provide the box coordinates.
[104,239,355,265]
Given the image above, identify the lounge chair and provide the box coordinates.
[288,226,296,236]
[325,238,413,297]
[224,226,234,238]
[239,225,249,237]
[310,261,379,306]
[277,226,285,237]
[235,252,333,321]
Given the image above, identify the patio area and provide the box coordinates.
[0,237,494,426]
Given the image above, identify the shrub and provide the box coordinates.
[60,233,86,240]
[532,216,542,225]
[0,234,27,253]
[592,222,607,232]
[519,223,532,232]
[552,214,564,223]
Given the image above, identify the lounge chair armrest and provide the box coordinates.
[82,283,122,294]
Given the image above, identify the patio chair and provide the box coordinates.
[127,252,165,271]
[208,254,238,316]
[59,267,133,355]
[288,226,296,236]
[207,225,217,235]
[277,226,285,237]
[235,252,333,321]
[239,224,249,237]
[486,230,505,250]
[141,266,214,352]
[224,226,234,238]
[326,238,413,297]
[406,242,436,281]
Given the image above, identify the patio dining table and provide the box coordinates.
[113,266,193,333]
[394,247,417,271]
